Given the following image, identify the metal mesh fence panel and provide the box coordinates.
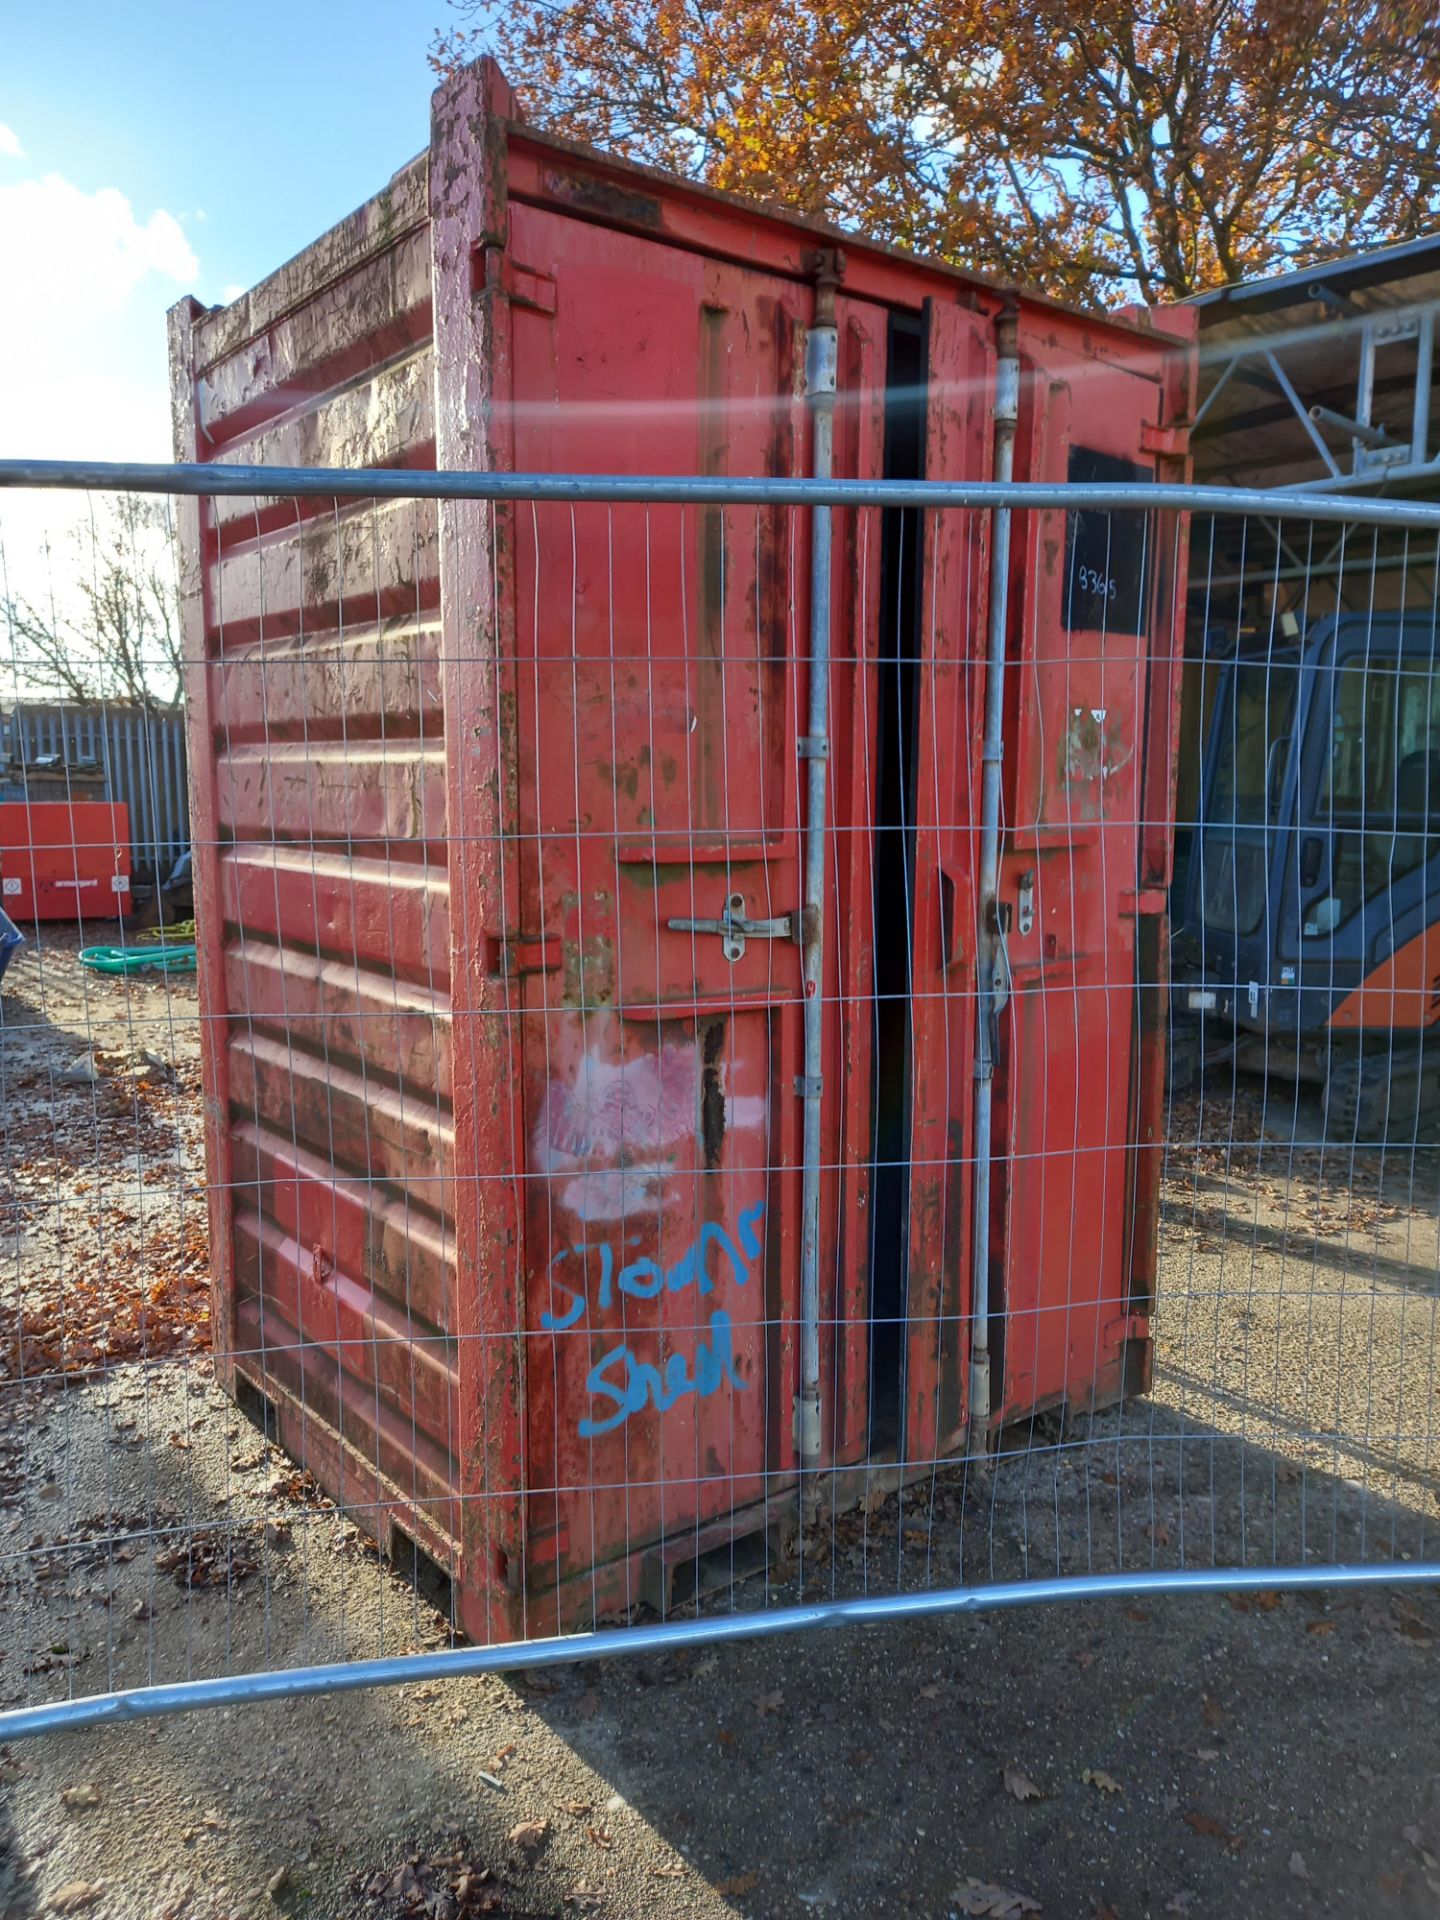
[0,467,1437,1741]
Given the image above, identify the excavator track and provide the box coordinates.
[1323,1041,1440,1146]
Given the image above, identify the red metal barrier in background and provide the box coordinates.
[0,800,132,922]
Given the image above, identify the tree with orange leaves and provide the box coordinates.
[433,0,1440,304]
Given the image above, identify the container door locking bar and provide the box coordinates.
[667,891,794,962]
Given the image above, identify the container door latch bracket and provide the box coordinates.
[668,891,794,962]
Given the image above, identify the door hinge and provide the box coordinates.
[472,245,557,314]
[1140,422,1188,457]
[487,933,564,978]
[501,259,557,314]
[1120,887,1168,918]
[1104,1312,1149,1348]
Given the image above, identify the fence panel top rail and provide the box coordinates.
[8,457,1440,529]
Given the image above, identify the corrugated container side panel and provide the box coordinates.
[178,172,461,1518]
[194,159,428,378]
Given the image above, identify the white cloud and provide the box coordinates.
[0,174,197,320]
[0,125,22,160]
[0,169,200,603]
[221,281,245,302]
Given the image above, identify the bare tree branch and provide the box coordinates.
[1,498,184,715]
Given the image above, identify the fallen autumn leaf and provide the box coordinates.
[1003,1767,1044,1802]
[508,1818,550,1860]
[1083,1769,1121,1795]
[1184,1811,1232,1841]
[49,1886,104,1916]
[953,1876,1041,1916]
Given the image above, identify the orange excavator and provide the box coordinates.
[1171,609,1440,1140]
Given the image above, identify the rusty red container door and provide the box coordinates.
[497,206,912,1608]
[994,320,1190,1422]
[824,298,993,1473]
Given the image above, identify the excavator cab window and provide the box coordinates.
[1303,655,1440,933]
[1198,661,1297,937]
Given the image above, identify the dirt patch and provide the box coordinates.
[0,924,207,1380]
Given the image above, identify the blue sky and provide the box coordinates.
[1,2,446,466]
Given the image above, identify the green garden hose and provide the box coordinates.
[79,943,198,976]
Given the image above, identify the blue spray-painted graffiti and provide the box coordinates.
[540,1201,766,1438]
[578,1309,744,1438]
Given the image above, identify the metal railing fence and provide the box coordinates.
[0,460,1437,1742]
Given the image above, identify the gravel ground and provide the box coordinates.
[0,929,1437,1919]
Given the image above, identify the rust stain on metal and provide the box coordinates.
[539,165,664,229]
[1060,705,1134,816]
[700,1018,727,1171]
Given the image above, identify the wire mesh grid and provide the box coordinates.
[0,469,1438,1742]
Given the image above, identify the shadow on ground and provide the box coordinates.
[1,1374,1438,1920]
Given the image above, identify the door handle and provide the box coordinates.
[668,891,794,962]
[939,869,963,968]
[1300,835,1325,888]
[1016,869,1035,937]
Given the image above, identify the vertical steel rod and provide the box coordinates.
[1412,306,1434,467]
[968,303,1020,1461]
[797,258,840,1469]
[1355,321,1377,474]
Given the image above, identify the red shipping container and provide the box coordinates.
[170,58,1192,1641]
[0,801,132,922]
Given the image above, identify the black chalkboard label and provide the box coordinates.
[1063,446,1151,635]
